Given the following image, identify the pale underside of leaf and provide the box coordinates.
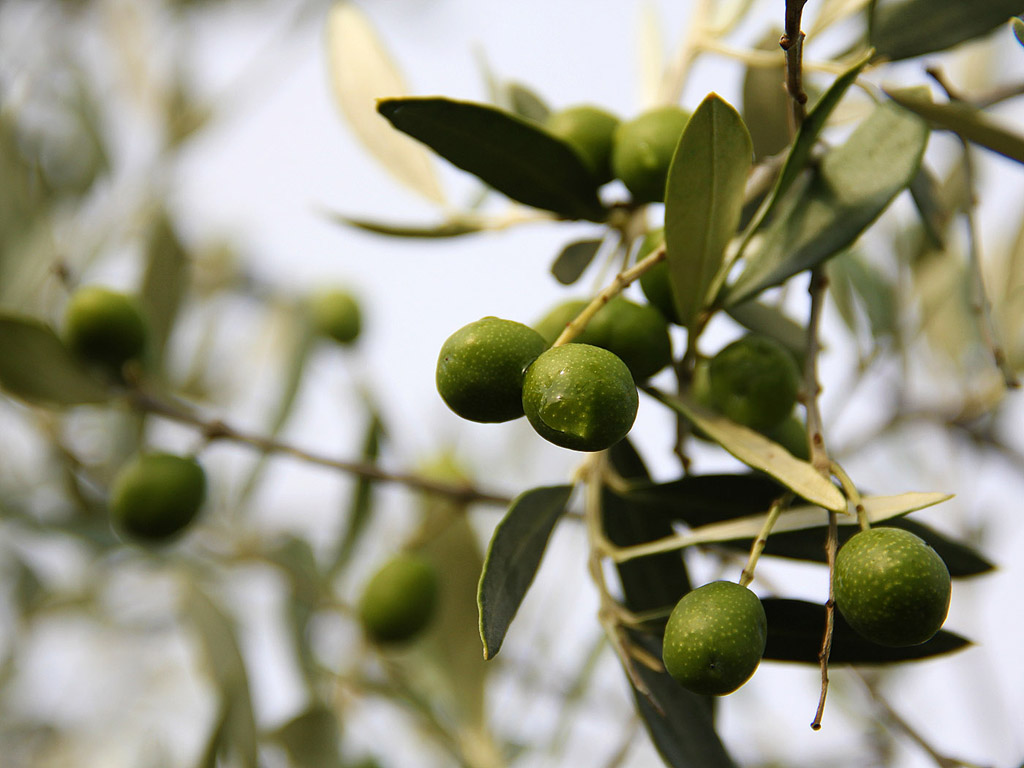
[614,491,952,563]
[645,386,847,512]
[326,2,444,204]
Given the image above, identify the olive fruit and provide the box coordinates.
[521,343,638,452]
[834,527,951,647]
[110,452,207,542]
[662,581,767,696]
[708,335,800,432]
[436,317,547,423]
[63,286,147,374]
[611,106,691,203]
[546,104,620,183]
[358,553,439,645]
[533,299,591,347]
[309,288,362,345]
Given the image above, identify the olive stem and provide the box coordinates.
[739,492,794,587]
[124,387,512,507]
[811,508,838,731]
[831,461,869,531]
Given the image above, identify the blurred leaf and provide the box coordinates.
[0,313,111,406]
[608,436,652,481]
[326,212,485,238]
[195,696,232,768]
[551,238,602,285]
[644,387,847,512]
[827,251,897,340]
[723,101,928,307]
[742,29,790,161]
[603,486,691,626]
[377,97,606,221]
[625,630,738,768]
[140,210,190,371]
[326,2,445,204]
[268,704,343,768]
[1014,16,1024,46]
[664,93,752,327]
[637,3,666,109]
[266,536,322,689]
[908,165,949,248]
[810,0,872,34]
[869,0,1022,61]
[725,300,808,367]
[186,584,258,768]
[994,208,1024,368]
[506,82,550,123]
[762,598,971,663]
[332,408,386,572]
[478,485,573,659]
[886,87,1024,165]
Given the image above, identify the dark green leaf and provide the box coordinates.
[378,97,606,221]
[723,101,928,307]
[140,211,190,370]
[268,705,343,768]
[619,473,784,529]
[326,212,484,238]
[762,598,971,664]
[551,238,602,285]
[478,485,573,659]
[0,313,111,405]
[625,630,738,768]
[742,29,791,162]
[886,87,1024,165]
[608,437,651,482]
[664,93,752,327]
[870,0,1023,61]
[332,408,386,572]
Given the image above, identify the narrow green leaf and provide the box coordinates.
[326,211,485,238]
[0,313,111,405]
[265,536,322,688]
[908,165,949,247]
[644,387,847,512]
[326,3,445,204]
[478,485,573,659]
[378,97,605,221]
[506,81,550,123]
[268,705,343,768]
[664,94,752,327]
[625,630,738,768]
[870,0,1022,61]
[140,211,189,370]
[828,251,898,339]
[332,408,386,572]
[723,101,928,307]
[742,30,790,161]
[194,697,231,768]
[1013,16,1024,47]
[886,87,1024,165]
[551,238,602,285]
[762,598,971,664]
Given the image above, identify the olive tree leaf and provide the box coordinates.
[326,2,444,204]
[378,97,606,221]
[331,406,386,573]
[885,87,1024,165]
[324,210,485,238]
[827,251,898,340]
[742,29,790,161]
[625,630,738,768]
[869,0,1023,61]
[1013,16,1024,47]
[722,101,928,307]
[140,210,189,371]
[762,599,971,664]
[551,238,603,285]
[505,81,550,123]
[663,93,752,327]
[644,386,847,512]
[725,300,808,367]
[267,705,343,768]
[478,484,573,659]
[0,313,112,406]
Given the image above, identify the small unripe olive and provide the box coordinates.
[834,527,951,647]
[110,452,206,542]
[309,288,362,345]
[611,106,691,203]
[63,286,147,374]
[708,335,800,432]
[636,228,682,325]
[662,581,767,696]
[546,104,621,183]
[521,343,638,452]
[436,317,547,423]
[358,553,439,645]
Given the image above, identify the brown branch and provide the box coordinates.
[780,0,809,128]
[124,388,512,507]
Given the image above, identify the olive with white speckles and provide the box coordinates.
[662,581,767,696]
[436,317,547,423]
[522,343,638,452]
[834,527,951,647]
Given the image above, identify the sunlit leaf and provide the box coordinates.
[644,386,847,512]
[326,2,444,204]
[478,485,573,659]
[0,313,111,406]
[723,101,928,307]
[886,87,1024,165]
[762,599,971,664]
[664,93,752,327]
[551,238,602,285]
[378,97,606,221]
[869,0,1023,61]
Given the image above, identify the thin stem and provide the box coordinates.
[830,461,868,531]
[739,492,794,587]
[125,388,511,507]
[804,268,832,474]
[781,0,810,128]
[811,508,838,730]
